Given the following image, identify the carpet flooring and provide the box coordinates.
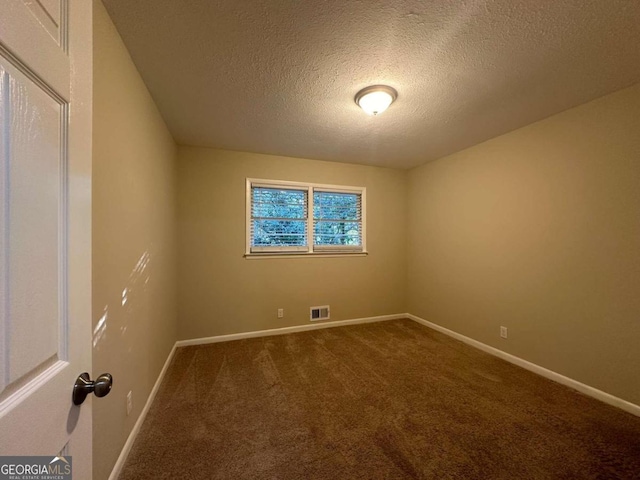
[119,319,640,479]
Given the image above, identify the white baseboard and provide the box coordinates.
[406,313,640,418]
[108,343,178,480]
[175,313,405,348]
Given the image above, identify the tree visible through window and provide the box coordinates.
[247,179,366,254]
[313,191,361,247]
[252,187,307,247]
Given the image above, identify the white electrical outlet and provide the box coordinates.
[500,326,508,339]
[277,308,284,318]
[126,391,133,416]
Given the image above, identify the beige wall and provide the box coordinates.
[407,83,640,405]
[92,2,178,479]
[177,147,407,340]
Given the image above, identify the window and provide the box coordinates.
[246,178,366,255]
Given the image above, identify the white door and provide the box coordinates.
[0,0,93,477]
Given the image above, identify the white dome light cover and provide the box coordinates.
[355,85,398,116]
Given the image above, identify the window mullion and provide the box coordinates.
[307,186,314,253]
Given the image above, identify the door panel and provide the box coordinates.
[4,61,66,388]
[23,0,65,46]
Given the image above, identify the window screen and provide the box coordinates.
[313,191,362,250]
[250,187,308,251]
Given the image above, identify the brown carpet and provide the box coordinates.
[119,319,640,479]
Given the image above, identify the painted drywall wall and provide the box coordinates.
[407,82,640,406]
[177,147,407,340]
[92,2,178,479]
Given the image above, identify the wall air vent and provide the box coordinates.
[310,305,330,321]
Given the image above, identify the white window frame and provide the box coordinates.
[245,178,367,257]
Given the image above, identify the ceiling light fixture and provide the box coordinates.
[355,85,398,116]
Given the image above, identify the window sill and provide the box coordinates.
[244,252,368,260]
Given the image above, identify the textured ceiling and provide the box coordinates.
[102,0,640,169]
